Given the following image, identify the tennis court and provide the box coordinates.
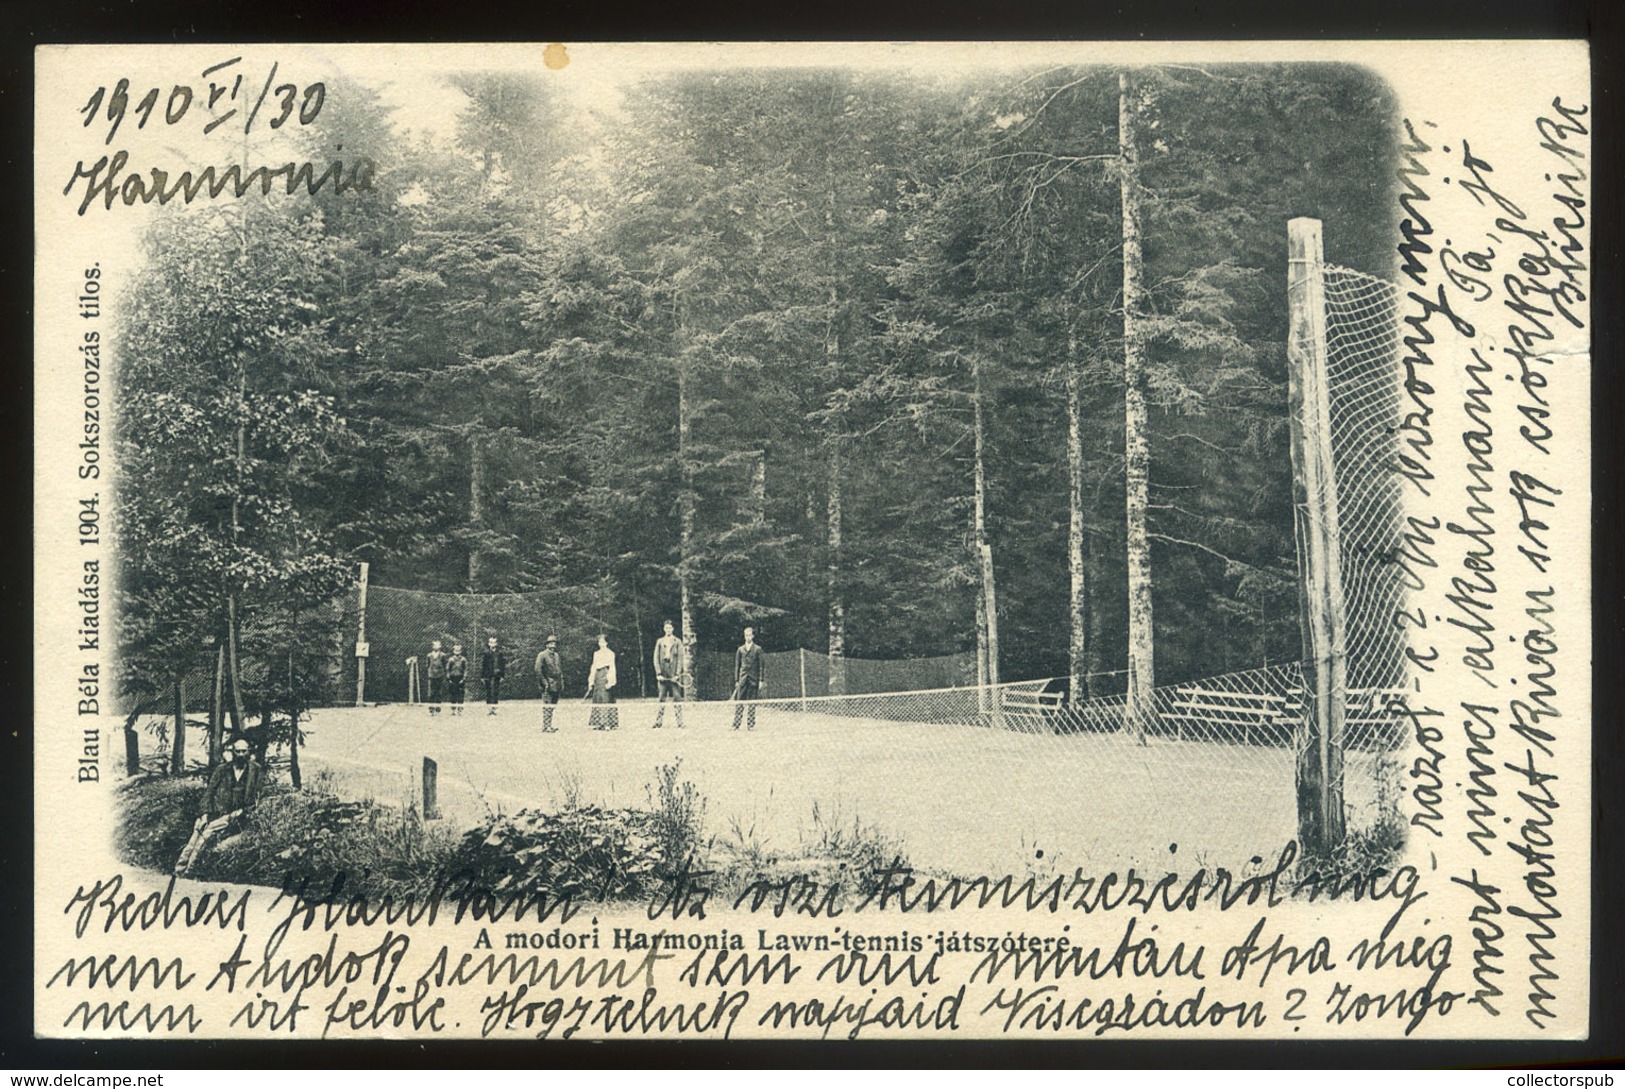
[298,695,1394,877]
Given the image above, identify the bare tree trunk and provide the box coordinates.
[678,357,697,685]
[287,643,302,790]
[974,566,989,695]
[225,593,246,736]
[632,577,648,698]
[971,353,999,695]
[208,641,226,767]
[823,126,848,698]
[226,362,248,738]
[1085,523,1105,699]
[750,450,766,524]
[468,433,486,591]
[169,678,185,775]
[1066,329,1089,705]
[826,442,846,696]
[1120,71,1154,744]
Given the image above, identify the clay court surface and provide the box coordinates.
[297,698,1387,877]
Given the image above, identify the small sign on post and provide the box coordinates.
[355,561,370,707]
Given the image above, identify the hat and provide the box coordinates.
[546,634,558,644]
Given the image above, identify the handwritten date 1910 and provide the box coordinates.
[80,57,324,145]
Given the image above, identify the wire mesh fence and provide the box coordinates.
[1322,263,1408,692]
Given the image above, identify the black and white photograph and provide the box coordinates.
[32,41,1591,1042]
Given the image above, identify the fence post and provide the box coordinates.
[799,648,808,712]
[1287,217,1348,857]
[355,562,370,707]
[124,706,142,777]
[422,757,440,821]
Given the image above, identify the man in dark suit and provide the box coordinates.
[651,619,686,729]
[534,634,563,732]
[480,636,506,715]
[731,625,764,731]
[446,643,468,716]
[175,737,264,876]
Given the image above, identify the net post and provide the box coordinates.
[1287,217,1349,857]
[355,561,370,707]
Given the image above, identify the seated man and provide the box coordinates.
[174,737,264,877]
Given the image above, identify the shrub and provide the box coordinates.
[442,805,667,903]
[647,758,706,866]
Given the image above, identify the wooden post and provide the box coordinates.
[422,757,440,821]
[1287,217,1349,856]
[355,561,370,707]
[799,647,808,712]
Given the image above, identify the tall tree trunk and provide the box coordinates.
[974,563,989,695]
[169,678,185,775]
[632,576,648,698]
[826,442,846,695]
[1119,71,1154,744]
[1085,521,1105,699]
[749,450,766,524]
[468,432,486,591]
[1066,328,1089,705]
[972,352,998,694]
[225,592,246,736]
[226,362,248,738]
[823,142,847,697]
[678,354,697,684]
[208,641,226,767]
[287,640,302,790]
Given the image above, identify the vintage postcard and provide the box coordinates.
[33,41,1590,1041]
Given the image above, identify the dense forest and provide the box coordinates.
[113,63,1397,737]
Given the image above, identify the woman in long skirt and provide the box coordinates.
[587,633,619,730]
